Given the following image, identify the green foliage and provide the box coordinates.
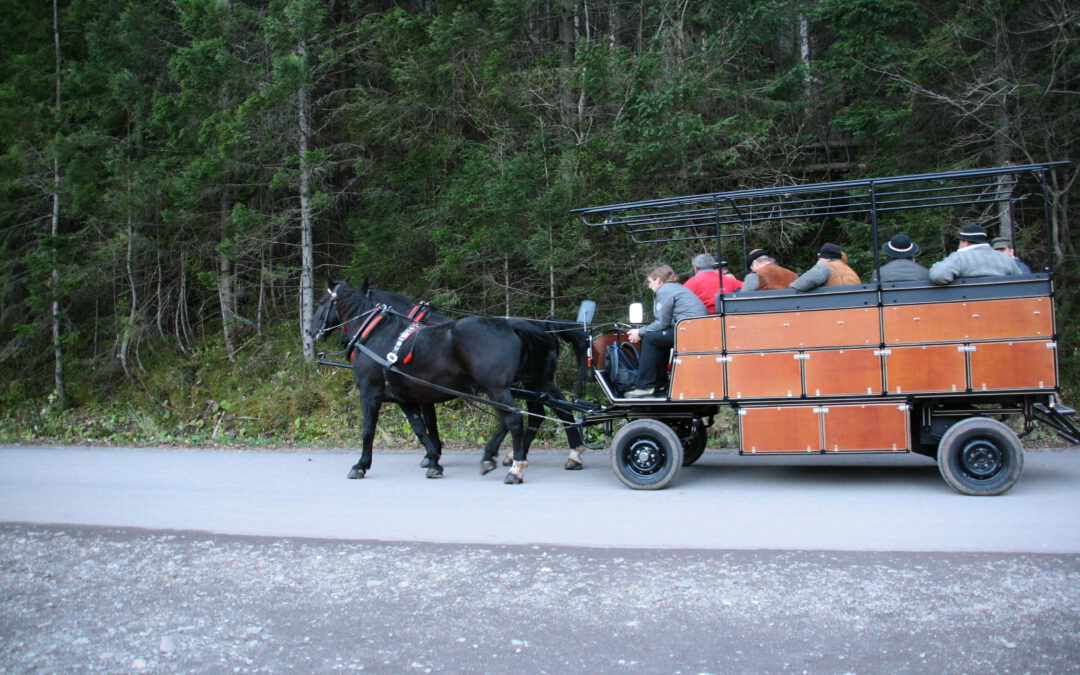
[0,0,1077,441]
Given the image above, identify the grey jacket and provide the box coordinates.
[641,282,707,335]
[789,263,832,292]
[929,243,1021,285]
[873,258,930,283]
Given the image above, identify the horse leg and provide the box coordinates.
[481,421,508,475]
[415,404,442,469]
[401,404,443,478]
[502,397,542,467]
[545,382,586,470]
[349,393,380,479]
[491,396,527,485]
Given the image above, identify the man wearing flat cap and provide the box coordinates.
[740,249,798,291]
[789,242,861,292]
[990,237,1032,274]
[873,234,930,283]
[929,223,1020,284]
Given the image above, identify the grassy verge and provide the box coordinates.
[0,323,1072,450]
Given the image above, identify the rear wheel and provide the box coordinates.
[937,417,1023,496]
[611,419,683,490]
[669,420,707,466]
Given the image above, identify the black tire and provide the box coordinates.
[937,417,1024,496]
[669,420,707,466]
[611,419,684,490]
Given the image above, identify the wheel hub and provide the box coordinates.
[627,438,663,475]
[959,439,1003,479]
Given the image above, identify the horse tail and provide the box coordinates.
[508,319,559,391]
[542,319,590,399]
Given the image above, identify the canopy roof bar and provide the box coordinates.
[572,162,1068,224]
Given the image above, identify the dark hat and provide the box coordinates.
[957,223,989,244]
[817,242,843,260]
[746,248,770,270]
[990,236,1012,251]
[882,233,920,259]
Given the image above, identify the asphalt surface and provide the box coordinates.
[2,445,1079,673]
[1,445,1079,552]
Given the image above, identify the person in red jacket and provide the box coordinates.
[683,253,743,313]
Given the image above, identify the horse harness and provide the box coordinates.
[342,303,427,367]
[321,287,568,421]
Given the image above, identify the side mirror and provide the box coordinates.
[629,302,644,324]
[576,300,596,325]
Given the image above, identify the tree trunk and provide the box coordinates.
[50,0,65,408]
[218,194,237,362]
[504,256,511,317]
[118,214,138,380]
[993,18,1014,241]
[298,36,316,362]
[557,0,578,128]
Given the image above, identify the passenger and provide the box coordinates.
[624,264,707,398]
[990,237,1033,274]
[873,234,930,283]
[929,223,1020,284]
[789,242,861,292]
[741,249,798,291]
[683,253,743,313]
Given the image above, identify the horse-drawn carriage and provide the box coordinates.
[570,161,1077,494]
[313,161,1076,495]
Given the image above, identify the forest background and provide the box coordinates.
[1,0,1077,448]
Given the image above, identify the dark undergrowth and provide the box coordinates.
[0,321,1073,450]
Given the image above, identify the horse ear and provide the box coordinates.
[360,278,369,294]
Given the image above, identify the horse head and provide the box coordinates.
[309,279,349,342]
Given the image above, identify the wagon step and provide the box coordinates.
[1032,402,1080,445]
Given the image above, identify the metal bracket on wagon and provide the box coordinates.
[1032,401,1080,444]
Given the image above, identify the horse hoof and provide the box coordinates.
[347,468,366,479]
[480,460,497,475]
[420,457,430,468]
[564,459,583,471]
[426,467,444,479]
[501,455,513,467]
[503,472,524,485]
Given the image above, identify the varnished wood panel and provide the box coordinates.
[725,308,878,351]
[670,355,726,400]
[676,316,724,353]
[726,352,802,399]
[883,297,1053,344]
[740,406,820,453]
[804,348,884,396]
[591,330,632,371]
[969,340,1057,391]
[884,345,967,393]
[822,404,909,452]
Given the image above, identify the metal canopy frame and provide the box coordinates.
[573,161,1070,274]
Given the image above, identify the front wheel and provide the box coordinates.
[611,419,684,490]
[937,417,1023,496]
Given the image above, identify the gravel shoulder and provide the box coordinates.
[3,524,1079,674]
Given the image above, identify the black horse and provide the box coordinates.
[359,281,590,469]
[309,280,554,483]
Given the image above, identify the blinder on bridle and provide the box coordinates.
[313,282,345,341]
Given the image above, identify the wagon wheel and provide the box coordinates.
[610,419,683,490]
[937,417,1024,496]
[669,420,707,466]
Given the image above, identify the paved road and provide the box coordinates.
[2,445,1079,552]
[2,445,1079,673]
